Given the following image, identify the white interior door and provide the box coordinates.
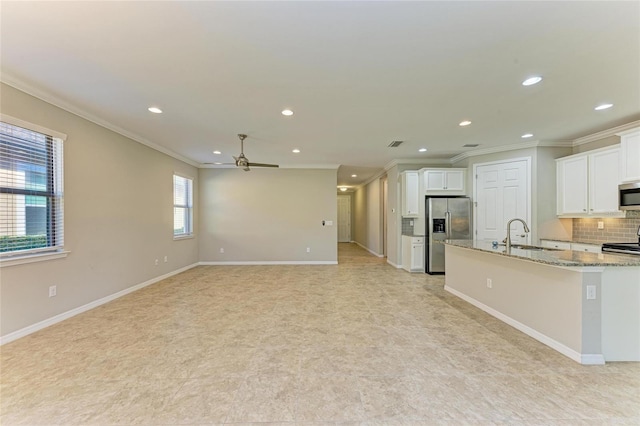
[337,195,351,242]
[475,159,530,243]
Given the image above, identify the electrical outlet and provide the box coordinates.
[49,285,57,297]
[164,255,168,263]
[486,278,492,288]
[586,285,597,300]
[306,247,311,253]
[597,221,604,230]
[154,259,159,265]
[220,248,224,253]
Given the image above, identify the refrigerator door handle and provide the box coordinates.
[445,211,451,239]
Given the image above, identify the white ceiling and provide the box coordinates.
[2,1,639,189]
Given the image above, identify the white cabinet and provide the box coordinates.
[540,240,571,250]
[401,171,420,217]
[402,235,424,272]
[618,128,640,182]
[571,242,601,254]
[556,147,623,217]
[422,168,466,195]
[540,240,601,253]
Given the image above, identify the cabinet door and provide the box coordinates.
[424,170,446,191]
[402,172,420,216]
[571,243,601,253]
[620,130,640,182]
[445,170,465,191]
[557,156,588,215]
[411,244,424,271]
[589,148,621,214]
[540,240,571,250]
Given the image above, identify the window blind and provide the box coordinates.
[0,121,64,256]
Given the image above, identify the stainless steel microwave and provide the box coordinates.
[619,182,640,210]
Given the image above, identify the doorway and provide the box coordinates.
[337,195,351,242]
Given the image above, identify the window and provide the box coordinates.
[173,174,193,237]
[0,119,64,257]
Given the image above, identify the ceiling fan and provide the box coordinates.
[206,133,279,171]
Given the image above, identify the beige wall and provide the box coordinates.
[0,84,199,336]
[198,168,338,263]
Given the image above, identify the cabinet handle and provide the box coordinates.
[583,209,587,212]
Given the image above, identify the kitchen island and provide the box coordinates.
[444,240,640,364]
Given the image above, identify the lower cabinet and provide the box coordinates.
[540,240,601,253]
[402,235,424,272]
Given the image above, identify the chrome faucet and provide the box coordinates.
[505,218,530,250]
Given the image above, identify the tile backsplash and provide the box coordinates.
[402,217,415,235]
[572,212,640,244]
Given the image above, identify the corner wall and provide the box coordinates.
[0,83,199,337]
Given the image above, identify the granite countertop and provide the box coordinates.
[445,239,640,267]
[401,234,425,237]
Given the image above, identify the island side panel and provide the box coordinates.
[444,244,589,362]
[601,267,640,361]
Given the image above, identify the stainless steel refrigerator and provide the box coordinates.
[425,197,472,274]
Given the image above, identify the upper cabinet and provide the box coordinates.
[422,168,466,196]
[401,171,420,217]
[556,147,623,217]
[618,128,640,182]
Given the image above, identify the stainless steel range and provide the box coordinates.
[602,225,640,255]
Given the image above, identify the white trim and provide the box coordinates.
[354,241,384,257]
[387,259,402,268]
[1,75,199,167]
[199,260,338,265]
[0,251,70,268]
[444,285,605,365]
[0,113,67,141]
[450,140,572,164]
[0,263,199,345]
[574,120,640,145]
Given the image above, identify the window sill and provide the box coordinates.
[173,234,194,241]
[0,251,70,268]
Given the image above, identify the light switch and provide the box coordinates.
[326,220,333,226]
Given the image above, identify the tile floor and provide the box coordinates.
[1,243,639,425]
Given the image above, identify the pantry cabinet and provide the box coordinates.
[401,171,420,217]
[618,128,640,182]
[556,147,623,217]
[422,168,466,195]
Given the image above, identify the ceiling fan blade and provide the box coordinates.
[248,162,279,168]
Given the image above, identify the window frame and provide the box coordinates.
[173,173,193,239]
[0,114,67,267]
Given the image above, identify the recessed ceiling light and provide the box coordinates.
[213,162,222,165]
[292,148,301,153]
[213,150,222,155]
[419,148,427,152]
[351,174,357,178]
[521,133,533,139]
[340,187,348,192]
[459,120,472,126]
[595,103,613,111]
[148,107,163,114]
[282,109,294,116]
[522,76,542,86]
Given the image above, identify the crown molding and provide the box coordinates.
[1,74,200,167]
[449,139,573,164]
[574,120,640,145]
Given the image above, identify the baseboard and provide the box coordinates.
[0,263,199,345]
[386,259,402,268]
[444,285,605,365]
[199,261,338,265]
[354,241,384,258]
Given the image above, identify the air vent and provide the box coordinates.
[463,144,480,148]
[388,140,404,148]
